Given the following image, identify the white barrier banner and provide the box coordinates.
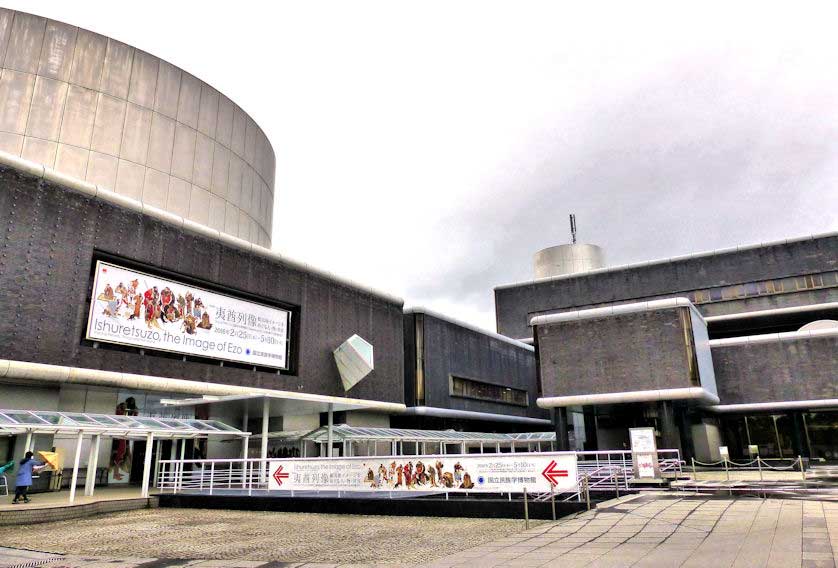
[267,453,578,493]
[86,261,290,369]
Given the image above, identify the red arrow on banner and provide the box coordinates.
[541,460,569,486]
[272,464,289,486]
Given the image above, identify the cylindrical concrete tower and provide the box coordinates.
[0,9,275,247]
[533,243,606,278]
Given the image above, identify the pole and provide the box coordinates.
[757,455,763,482]
[523,487,529,530]
[153,439,162,489]
[550,484,556,521]
[68,431,84,504]
[614,470,620,498]
[326,403,334,458]
[261,398,269,481]
[23,430,32,454]
[178,438,186,492]
[242,407,249,459]
[141,433,154,498]
[242,436,250,488]
[692,457,696,481]
[585,476,591,511]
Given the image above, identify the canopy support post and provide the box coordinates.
[84,434,101,496]
[153,439,162,488]
[242,407,249,458]
[260,398,269,481]
[141,432,154,498]
[23,430,32,454]
[68,430,84,504]
[327,403,334,458]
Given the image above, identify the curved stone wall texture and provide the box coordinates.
[0,9,275,247]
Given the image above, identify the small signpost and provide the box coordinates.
[629,427,660,480]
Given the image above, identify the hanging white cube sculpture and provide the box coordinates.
[334,334,374,391]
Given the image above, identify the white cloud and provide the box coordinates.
[10,1,838,332]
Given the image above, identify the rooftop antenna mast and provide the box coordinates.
[569,213,577,245]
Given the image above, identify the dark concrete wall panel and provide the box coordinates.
[496,235,838,339]
[712,337,837,404]
[0,167,404,403]
[418,314,544,419]
[537,309,694,397]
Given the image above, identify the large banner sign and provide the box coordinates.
[268,453,578,493]
[86,261,290,369]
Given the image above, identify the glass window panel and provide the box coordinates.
[4,411,50,425]
[30,412,64,425]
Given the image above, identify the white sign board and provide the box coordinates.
[86,261,291,369]
[268,453,578,494]
[629,427,659,479]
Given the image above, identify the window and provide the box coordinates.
[450,376,529,407]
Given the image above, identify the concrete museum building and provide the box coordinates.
[0,8,835,496]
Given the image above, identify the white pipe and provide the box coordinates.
[84,434,100,496]
[707,399,838,413]
[401,406,551,426]
[0,359,406,414]
[537,387,719,408]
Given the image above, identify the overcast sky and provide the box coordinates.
[11,2,838,331]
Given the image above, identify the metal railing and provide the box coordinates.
[157,449,683,499]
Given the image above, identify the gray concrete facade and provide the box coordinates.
[0,165,403,404]
[496,233,838,340]
[0,9,275,247]
[402,310,546,424]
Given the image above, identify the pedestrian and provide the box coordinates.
[12,451,45,504]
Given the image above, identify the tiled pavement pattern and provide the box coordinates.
[1,496,836,567]
[0,508,526,565]
[435,495,838,567]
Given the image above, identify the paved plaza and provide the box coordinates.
[0,494,837,567]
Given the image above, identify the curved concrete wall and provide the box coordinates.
[0,9,275,247]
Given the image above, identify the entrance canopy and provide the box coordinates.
[298,425,557,445]
[159,392,405,416]
[0,409,248,439]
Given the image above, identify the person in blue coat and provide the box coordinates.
[13,452,44,504]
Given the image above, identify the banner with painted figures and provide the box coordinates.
[86,261,291,369]
[268,453,578,493]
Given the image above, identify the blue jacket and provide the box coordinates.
[15,459,44,486]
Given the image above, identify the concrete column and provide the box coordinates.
[141,433,154,498]
[583,406,598,451]
[68,431,84,504]
[790,412,808,458]
[554,408,570,451]
[658,401,682,453]
[326,404,334,458]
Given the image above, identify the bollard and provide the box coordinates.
[724,457,731,496]
[757,455,763,482]
[585,476,591,511]
[614,470,620,498]
[691,457,696,482]
[550,485,556,521]
[523,487,529,530]
[799,456,806,489]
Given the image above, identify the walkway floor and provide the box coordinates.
[0,494,836,567]
[0,485,149,511]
